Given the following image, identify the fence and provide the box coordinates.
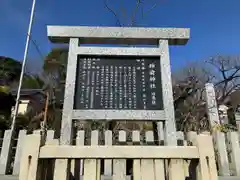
[213,131,240,176]
[0,129,192,176]
[1,129,240,179]
[19,133,218,180]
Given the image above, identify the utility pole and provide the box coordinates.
[11,0,37,132]
[0,0,37,174]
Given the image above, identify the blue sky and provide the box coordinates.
[0,0,239,72]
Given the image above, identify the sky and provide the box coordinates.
[0,0,240,72]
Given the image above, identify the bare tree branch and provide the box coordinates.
[141,1,159,18]
[173,55,240,131]
[104,0,164,27]
[130,0,142,26]
[104,0,122,26]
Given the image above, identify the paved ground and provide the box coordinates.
[0,176,18,180]
[1,175,240,180]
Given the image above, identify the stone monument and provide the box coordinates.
[47,26,190,145]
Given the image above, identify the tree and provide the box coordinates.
[0,57,21,127]
[0,50,68,131]
[0,91,16,128]
[33,47,69,136]
[43,47,68,85]
[0,56,22,86]
[104,0,164,26]
[173,55,240,132]
[0,56,51,130]
[207,55,240,104]
[21,75,45,89]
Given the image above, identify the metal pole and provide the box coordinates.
[11,0,37,132]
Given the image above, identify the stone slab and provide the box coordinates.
[72,110,165,120]
[47,26,190,45]
[0,176,18,180]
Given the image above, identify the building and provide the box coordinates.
[10,89,46,115]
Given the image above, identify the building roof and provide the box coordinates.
[10,89,45,96]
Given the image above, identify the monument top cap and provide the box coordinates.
[47,26,190,45]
